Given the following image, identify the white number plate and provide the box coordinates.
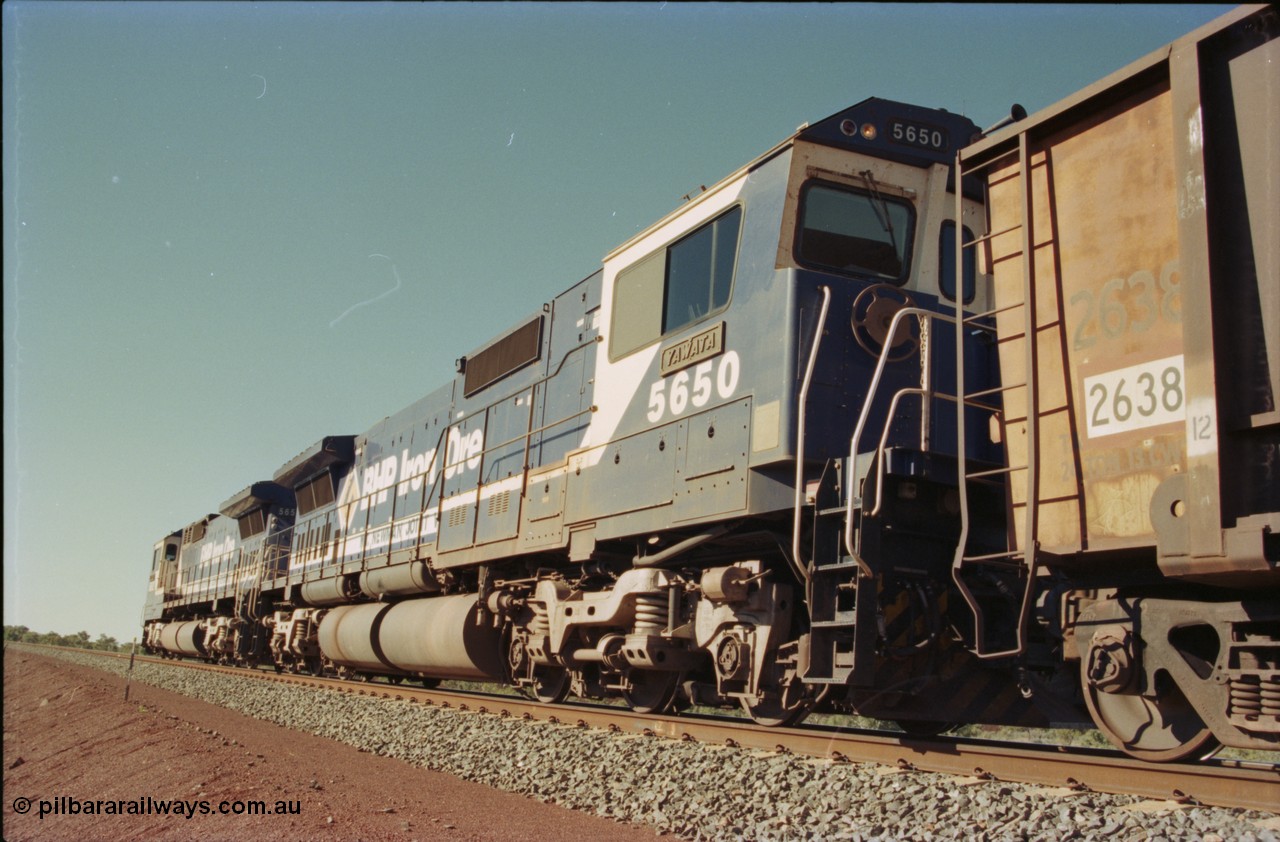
[1083,355,1184,438]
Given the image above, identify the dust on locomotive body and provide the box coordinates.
[145,6,1278,763]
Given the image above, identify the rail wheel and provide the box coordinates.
[895,720,955,737]
[508,630,571,704]
[621,669,681,714]
[1081,661,1220,762]
[531,666,571,704]
[741,682,812,727]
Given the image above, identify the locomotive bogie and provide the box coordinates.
[697,577,798,709]
[202,616,237,662]
[1077,596,1280,758]
[265,608,327,674]
[485,558,804,718]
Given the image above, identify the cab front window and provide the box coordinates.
[795,180,914,284]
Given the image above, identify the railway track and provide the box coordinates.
[56,646,1280,813]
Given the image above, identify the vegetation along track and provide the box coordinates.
[33,645,1280,813]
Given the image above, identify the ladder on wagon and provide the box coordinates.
[950,125,1045,661]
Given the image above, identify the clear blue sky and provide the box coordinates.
[3,2,1233,643]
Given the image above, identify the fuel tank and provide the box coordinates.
[158,620,206,658]
[317,594,503,680]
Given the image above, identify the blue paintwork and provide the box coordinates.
[799,97,982,169]
[157,96,996,610]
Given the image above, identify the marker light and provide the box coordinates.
[861,123,878,141]
[839,119,858,137]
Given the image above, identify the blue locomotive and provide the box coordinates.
[144,5,1279,764]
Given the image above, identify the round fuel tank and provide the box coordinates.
[158,620,206,657]
[317,595,503,681]
[377,594,504,680]
[316,602,394,674]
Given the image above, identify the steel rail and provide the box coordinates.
[27,646,1278,813]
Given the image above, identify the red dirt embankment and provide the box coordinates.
[2,649,664,841]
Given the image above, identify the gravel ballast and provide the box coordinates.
[31,647,1280,841]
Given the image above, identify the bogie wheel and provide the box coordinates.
[741,682,812,727]
[621,670,682,714]
[507,631,571,704]
[531,667,571,704]
[895,720,955,737]
[1081,662,1220,762]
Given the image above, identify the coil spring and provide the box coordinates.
[529,602,550,636]
[1229,677,1280,718]
[294,618,314,652]
[634,594,668,632]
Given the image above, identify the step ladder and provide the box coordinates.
[802,293,956,685]
[951,131,1041,660]
[804,466,880,686]
[234,536,281,623]
[791,285,879,686]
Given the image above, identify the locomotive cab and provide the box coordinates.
[148,531,180,600]
[141,530,181,638]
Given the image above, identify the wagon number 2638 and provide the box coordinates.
[1069,261,1181,350]
[1084,355,1187,439]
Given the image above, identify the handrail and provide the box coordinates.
[950,134,1040,662]
[254,335,604,583]
[475,404,599,472]
[867,387,957,517]
[844,306,954,576]
[790,286,831,584]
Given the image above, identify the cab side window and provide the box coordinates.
[663,207,740,333]
[610,206,742,359]
[939,220,976,303]
[238,508,267,540]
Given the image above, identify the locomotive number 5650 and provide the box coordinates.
[647,351,741,423]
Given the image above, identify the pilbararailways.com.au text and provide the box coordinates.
[12,795,301,820]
